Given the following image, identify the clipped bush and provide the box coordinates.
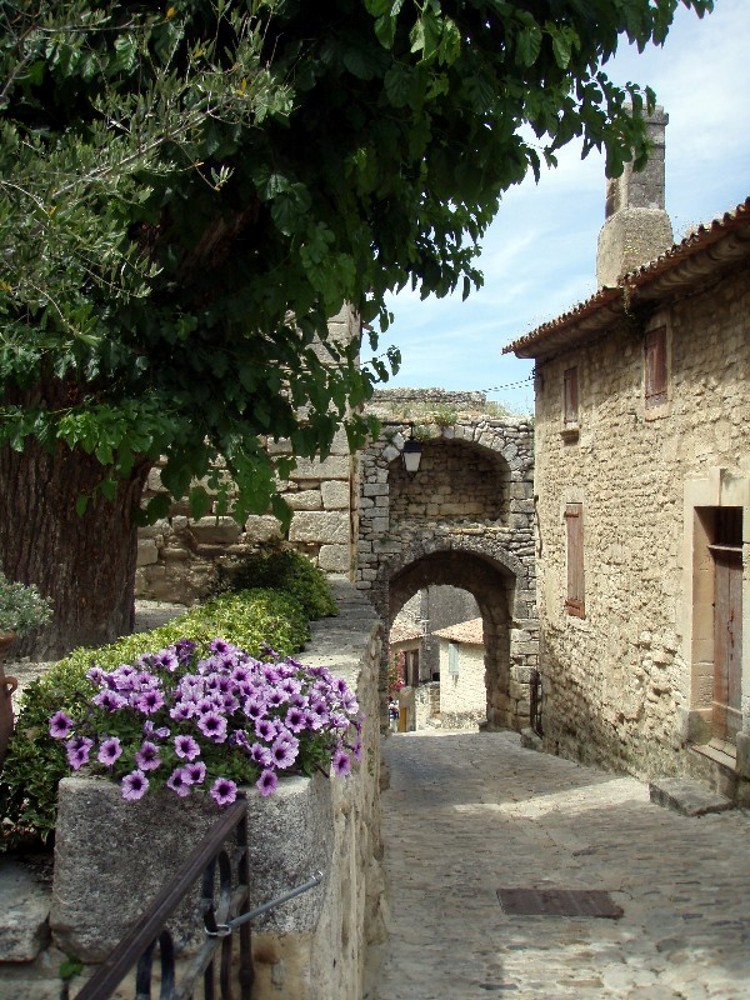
[0,588,310,852]
[209,544,338,621]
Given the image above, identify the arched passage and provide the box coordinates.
[389,549,517,729]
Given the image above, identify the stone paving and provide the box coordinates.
[371,730,750,1000]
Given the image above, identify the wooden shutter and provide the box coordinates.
[448,642,459,675]
[563,367,579,425]
[565,503,585,617]
[644,326,668,408]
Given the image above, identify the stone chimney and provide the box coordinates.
[596,107,673,288]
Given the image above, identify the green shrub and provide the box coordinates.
[209,545,338,620]
[0,588,310,852]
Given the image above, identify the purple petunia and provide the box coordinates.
[184,760,206,785]
[270,734,299,770]
[197,711,228,743]
[256,769,278,797]
[210,777,238,806]
[166,767,192,798]
[49,711,74,739]
[121,769,149,801]
[135,741,161,772]
[93,689,127,712]
[97,736,123,766]
[250,742,273,768]
[55,637,363,804]
[254,717,278,742]
[332,748,351,777]
[134,689,165,715]
[66,735,94,771]
[284,705,307,733]
[174,734,201,760]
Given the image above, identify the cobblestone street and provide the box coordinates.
[372,731,750,1000]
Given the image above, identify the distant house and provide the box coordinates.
[432,618,486,729]
[506,108,750,801]
[388,620,425,688]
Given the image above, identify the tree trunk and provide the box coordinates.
[0,437,151,660]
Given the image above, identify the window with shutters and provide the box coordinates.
[565,503,585,617]
[644,325,668,411]
[564,367,578,423]
[562,366,580,440]
[448,642,459,675]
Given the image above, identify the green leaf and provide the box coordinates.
[516,24,542,67]
[374,14,397,50]
[99,476,117,501]
[188,486,212,520]
[550,27,574,69]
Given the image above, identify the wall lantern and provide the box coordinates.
[402,436,423,474]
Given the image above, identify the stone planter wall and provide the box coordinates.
[50,580,386,1000]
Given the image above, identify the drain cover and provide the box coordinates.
[496,888,623,919]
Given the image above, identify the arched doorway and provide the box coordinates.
[389,549,519,730]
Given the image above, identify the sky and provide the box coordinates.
[367,0,750,415]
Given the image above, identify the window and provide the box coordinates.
[644,326,668,409]
[406,649,420,687]
[565,503,585,617]
[563,367,579,425]
[448,642,459,675]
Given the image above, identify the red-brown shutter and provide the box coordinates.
[644,327,668,408]
[565,503,585,617]
[564,367,578,424]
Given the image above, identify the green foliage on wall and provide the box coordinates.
[0,587,310,852]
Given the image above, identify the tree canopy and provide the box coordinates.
[0,0,712,653]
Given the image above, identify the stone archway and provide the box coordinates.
[389,548,518,728]
[356,397,538,732]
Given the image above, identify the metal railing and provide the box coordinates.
[529,669,544,737]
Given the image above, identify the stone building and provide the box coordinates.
[432,617,486,729]
[506,108,750,800]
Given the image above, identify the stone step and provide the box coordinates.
[0,859,51,963]
[649,777,735,817]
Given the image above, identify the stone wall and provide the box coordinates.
[533,264,750,785]
[136,307,360,605]
[49,581,387,1000]
[136,430,357,604]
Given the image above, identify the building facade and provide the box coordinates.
[507,112,750,799]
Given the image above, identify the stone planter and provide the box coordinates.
[50,773,334,964]
[0,632,19,764]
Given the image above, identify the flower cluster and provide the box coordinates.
[49,638,362,805]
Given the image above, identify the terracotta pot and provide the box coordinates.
[0,632,19,764]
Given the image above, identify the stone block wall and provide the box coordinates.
[136,439,357,605]
[533,265,750,783]
[136,307,359,604]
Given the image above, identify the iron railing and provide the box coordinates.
[529,669,544,737]
[75,797,251,999]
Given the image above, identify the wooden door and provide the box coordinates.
[713,548,743,741]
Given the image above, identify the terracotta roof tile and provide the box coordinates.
[389,622,424,644]
[432,617,485,645]
[504,196,750,359]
